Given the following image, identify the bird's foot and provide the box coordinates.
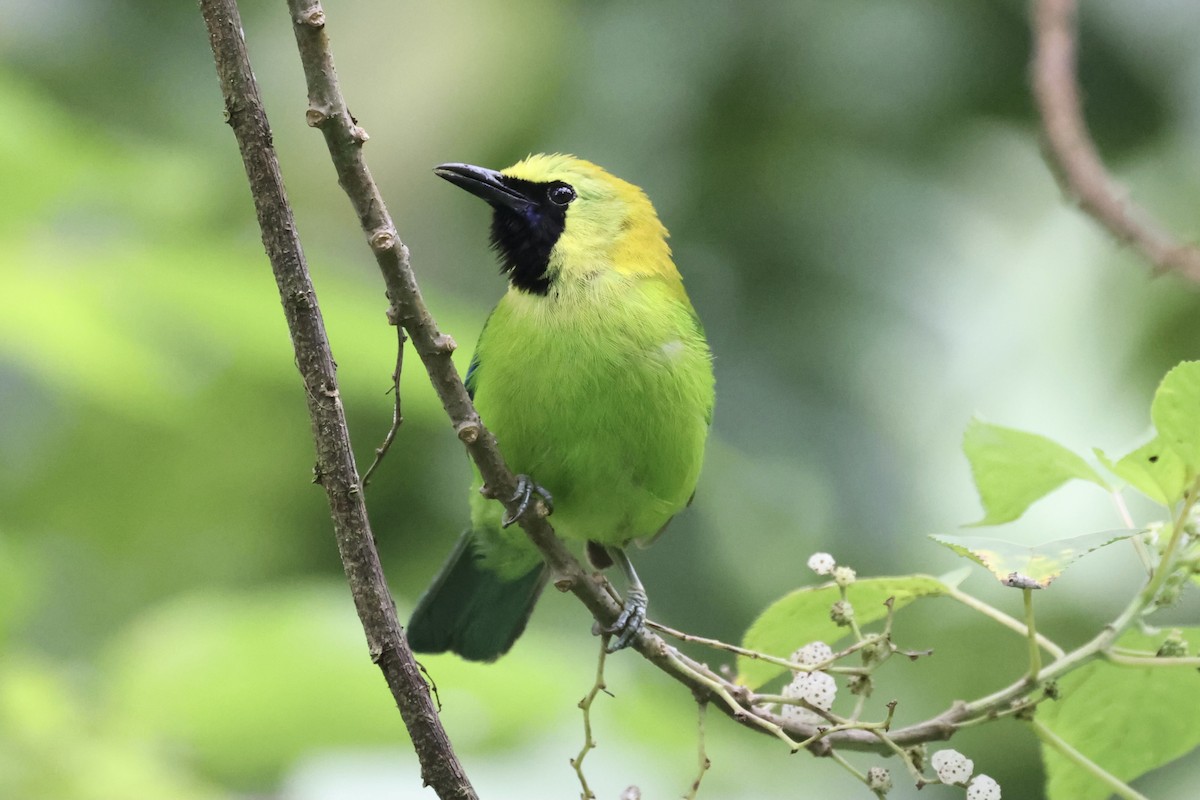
[500,474,554,528]
[599,585,647,653]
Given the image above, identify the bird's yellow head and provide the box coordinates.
[435,154,675,295]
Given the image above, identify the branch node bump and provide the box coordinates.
[455,420,481,444]
[305,106,329,128]
[350,124,370,144]
[369,227,397,251]
[434,333,457,354]
[302,6,325,27]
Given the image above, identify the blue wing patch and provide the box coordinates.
[464,352,481,400]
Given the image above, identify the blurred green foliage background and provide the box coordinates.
[2,0,1199,797]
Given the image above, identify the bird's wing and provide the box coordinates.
[464,351,481,400]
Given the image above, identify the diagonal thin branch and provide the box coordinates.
[283,0,628,634]
[1031,0,1200,283]
[280,0,841,747]
[197,2,476,798]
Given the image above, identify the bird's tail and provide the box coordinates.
[407,531,547,662]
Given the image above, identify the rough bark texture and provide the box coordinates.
[198,2,477,797]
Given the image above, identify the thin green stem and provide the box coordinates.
[660,647,802,751]
[645,620,870,674]
[684,701,711,800]
[869,727,926,787]
[1024,588,1041,682]
[1110,490,1153,574]
[954,694,1046,729]
[840,584,866,642]
[949,482,1200,724]
[849,691,869,722]
[1030,718,1148,800]
[826,749,877,797]
[945,585,1065,660]
[1103,651,1200,668]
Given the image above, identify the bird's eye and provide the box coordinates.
[547,183,576,207]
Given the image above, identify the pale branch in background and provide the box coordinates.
[197,1,476,798]
[1031,0,1200,283]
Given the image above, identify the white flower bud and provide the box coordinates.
[833,565,857,587]
[792,641,834,667]
[807,552,836,575]
[779,676,823,726]
[830,599,855,626]
[931,749,974,785]
[966,774,1001,800]
[866,766,892,792]
[784,670,837,712]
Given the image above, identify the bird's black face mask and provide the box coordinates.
[434,163,577,295]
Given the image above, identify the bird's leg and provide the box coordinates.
[601,547,647,653]
[500,474,554,528]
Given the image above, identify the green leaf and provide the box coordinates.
[963,418,1109,526]
[1094,440,1188,507]
[1097,362,1200,506]
[737,576,951,690]
[929,530,1136,589]
[1041,629,1200,800]
[1150,361,1200,477]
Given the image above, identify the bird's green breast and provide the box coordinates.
[468,272,714,575]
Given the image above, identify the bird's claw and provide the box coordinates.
[500,474,553,528]
[599,586,647,653]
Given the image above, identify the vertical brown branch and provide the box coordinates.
[197,2,477,797]
[1031,0,1200,283]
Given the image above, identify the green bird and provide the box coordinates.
[407,154,714,661]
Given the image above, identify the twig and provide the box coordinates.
[1030,717,1149,800]
[571,635,611,800]
[829,749,894,800]
[944,585,1066,660]
[1024,588,1042,682]
[197,2,475,798]
[1031,0,1200,283]
[1111,492,1153,574]
[684,700,711,800]
[869,723,928,788]
[362,326,406,487]
[1103,651,1200,668]
[646,620,869,675]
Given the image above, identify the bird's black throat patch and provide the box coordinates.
[488,177,569,296]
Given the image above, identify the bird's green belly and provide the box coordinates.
[468,297,711,574]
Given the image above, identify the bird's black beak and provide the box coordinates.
[434,163,533,213]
